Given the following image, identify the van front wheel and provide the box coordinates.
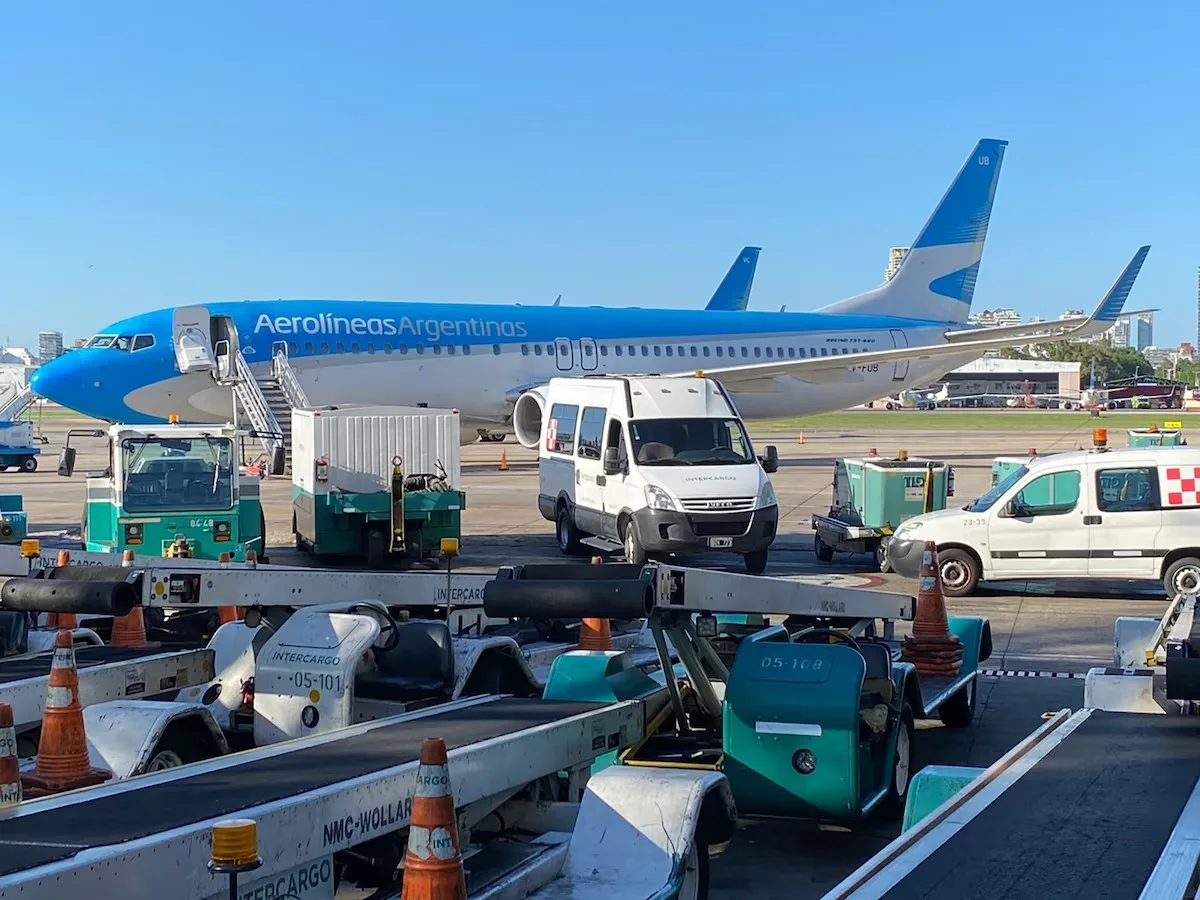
[1164,556,1200,597]
[743,549,768,575]
[937,548,979,597]
[623,520,647,565]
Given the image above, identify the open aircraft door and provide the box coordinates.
[172,306,215,375]
[210,314,241,383]
[172,307,241,382]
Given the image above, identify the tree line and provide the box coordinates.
[998,339,1172,386]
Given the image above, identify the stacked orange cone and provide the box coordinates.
[0,702,20,807]
[899,541,964,676]
[498,450,509,472]
[578,556,613,651]
[22,630,113,797]
[401,737,466,900]
[109,550,152,647]
[216,553,243,625]
[46,550,79,631]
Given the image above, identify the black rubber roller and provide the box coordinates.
[1,578,138,617]
[45,565,138,583]
[484,576,654,620]
[500,563,649,582]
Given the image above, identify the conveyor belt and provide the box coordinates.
[0,697,603,878]
[880,712,1200,900]
[0,646,168,685]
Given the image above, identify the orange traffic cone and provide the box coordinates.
[401,738,466,900]
[215,553,242,625]
[21,630,113,797]
[797,432,805,445]
[46,550,79,631]
[110,608,152,647]
[578,619,612,651]
[499,450,509,472]
[899,541,963,676]
[578,556,612,650]
[0,702,20,807]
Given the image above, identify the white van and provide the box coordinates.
[886,445,1200,597]
[534,375,779,573]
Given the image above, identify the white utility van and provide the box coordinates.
[534,375,780,573]
[886,445,1200,597]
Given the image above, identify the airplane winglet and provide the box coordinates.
[1084,245,1150,328]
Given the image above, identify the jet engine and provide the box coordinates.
[512,387,547,449]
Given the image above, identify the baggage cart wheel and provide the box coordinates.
[20,456,37,473]
[677,837,710,900]
[875,540,890,572]
[814,533,834,563]
[879,703,915,820]
[937,677,977,728]
[366,526,388,569]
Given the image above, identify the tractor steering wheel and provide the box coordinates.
[347,603,401,652]
[793,628,862,653]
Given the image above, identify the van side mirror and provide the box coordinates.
[269,445,286,477]
[1003,499,1019,517]
[603,446,621,475]
[57,447,76,478]
[761,445,779,474]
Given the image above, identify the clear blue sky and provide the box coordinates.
[2,1,1197,351]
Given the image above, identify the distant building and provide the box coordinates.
[38,331,64,363]
[969,308,1022,328]
[0,347,37,367]
[885,247,909,282]
[1129,313,1153,351]
[921,357,1082,403]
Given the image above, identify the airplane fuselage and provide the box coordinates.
[44,300,982,428]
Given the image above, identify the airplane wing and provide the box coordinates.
[942,316,1087,343]
[666,246,1149,389]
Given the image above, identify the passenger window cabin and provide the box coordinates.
[1096,467,1159,513]
[546,403,579,455]
[576,407,606,460]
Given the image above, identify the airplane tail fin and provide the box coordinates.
[705,246,761,311]
[816,139,1008,325]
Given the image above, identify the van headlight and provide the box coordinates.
[758,480,777,507]
[644,485,677,511]
[894,521,922,539]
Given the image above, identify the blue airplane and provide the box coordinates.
[30,139,1147,447]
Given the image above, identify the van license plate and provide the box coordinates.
[708,537,734,548]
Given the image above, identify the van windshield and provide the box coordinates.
[628,418,754,466]
[966,464,1028,512]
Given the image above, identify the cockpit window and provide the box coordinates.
[112,336,133,351]
[131,334,155,352]
[86,335,117,348]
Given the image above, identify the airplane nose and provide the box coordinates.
[30,357,88,411]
